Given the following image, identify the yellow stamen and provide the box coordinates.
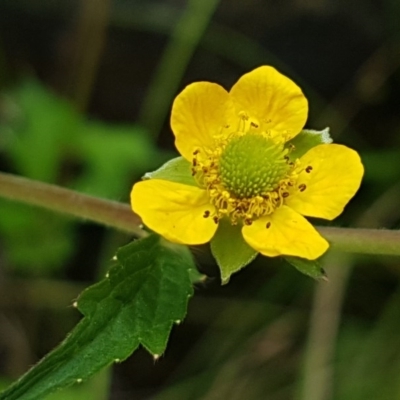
[192,125,300,225]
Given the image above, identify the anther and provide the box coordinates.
[282,192,289,198]
[239,111,249,121]
[192,158,197,167]
[244,218,253,225]
[250,122,259,128]
[305,166,313,173]
[193,149,200,155]
[299,183,307,192]
[203,210,210,218]
[266,222,271,229]
[213,216,219,224]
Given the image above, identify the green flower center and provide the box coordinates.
[219,134,290,198]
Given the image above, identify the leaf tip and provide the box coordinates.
[198,274,208,283]
[221,274,231,285]
[318,269,329,282]
[320,127,332,143]
[284,256,326,280]
[142,172,151,180]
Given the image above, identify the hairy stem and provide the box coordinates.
[317,226,400,256]
[0,172,399,256]
[0,172,144,237]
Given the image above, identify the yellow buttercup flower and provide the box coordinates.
[131,66,363,264]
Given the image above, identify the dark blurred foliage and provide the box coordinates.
[1,0,400,399]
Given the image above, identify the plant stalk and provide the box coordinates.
[0,172,144,237]
[0,172,399,256]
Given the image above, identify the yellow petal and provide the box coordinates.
[131,179,217,245]
[229,66,308,141]
[242,205,329,259]
[171,82,234,160]
[285,144,364,220]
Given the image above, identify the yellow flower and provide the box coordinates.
[131,66,363,261]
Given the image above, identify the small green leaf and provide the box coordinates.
[0,234,194,400]
[211,219,258,284]
[285,256,327,281]
[144,156,197,186]
[286,128,332,160]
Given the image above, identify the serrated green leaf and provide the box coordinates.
[211,219,258,284]
[0,234,194,400]
[143,156,197,186]
[286,128,332,160]
[285,256,327,281]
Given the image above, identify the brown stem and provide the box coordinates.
[0,172,144,237]
[0,172,399,256]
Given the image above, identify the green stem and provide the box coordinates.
[317,226,400,256]
[0,172,144,237]
[0,172,399,256]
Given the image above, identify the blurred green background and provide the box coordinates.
[1,0,400,399]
